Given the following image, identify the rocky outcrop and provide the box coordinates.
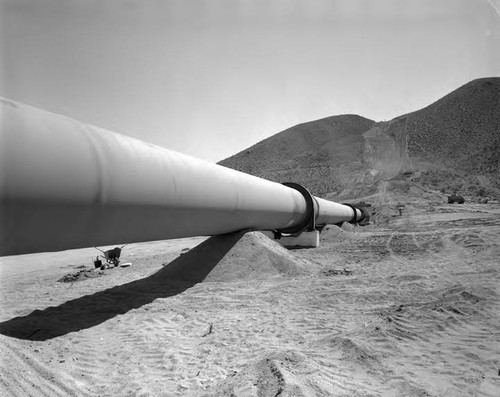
[363,118,413,180]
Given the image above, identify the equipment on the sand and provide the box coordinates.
[0,97,369,256]
[95,245,126,267]
[93,257,103,269]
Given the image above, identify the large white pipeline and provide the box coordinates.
[0,98,365,256]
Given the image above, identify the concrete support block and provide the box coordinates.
[260,230,319,248]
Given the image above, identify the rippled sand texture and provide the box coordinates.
[1,202,499,396]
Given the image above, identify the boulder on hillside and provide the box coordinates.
[448,195,465,204]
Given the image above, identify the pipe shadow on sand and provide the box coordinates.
[0,231,247,341]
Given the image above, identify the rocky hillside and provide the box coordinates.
[219,115,375,196]
[219,78,500,200]
[402,78,500,196]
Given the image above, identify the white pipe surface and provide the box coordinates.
[0,98,361,256]
[315,197,362,225]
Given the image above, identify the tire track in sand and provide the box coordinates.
[0,336,83,396]
[59,303,219,396]
[365,284,500,395]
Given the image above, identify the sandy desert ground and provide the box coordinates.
[1,194,499,396]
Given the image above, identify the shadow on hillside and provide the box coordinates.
[0,231,246,341]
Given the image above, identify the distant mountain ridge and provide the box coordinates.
[219,78,500,199]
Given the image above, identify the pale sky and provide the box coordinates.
[2,0,499,162]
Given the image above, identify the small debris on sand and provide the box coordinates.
[57,268,105,283]
[323,268,353,276]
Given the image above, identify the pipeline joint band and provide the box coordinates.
[342,203,368,225]
[342,203,360,224]
[279,182,315,234]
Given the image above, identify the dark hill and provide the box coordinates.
[406,77,499,173]
[402,78,500,195]
[219,78,500,200]
[363,77,500,198]
[219,115,375,196]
